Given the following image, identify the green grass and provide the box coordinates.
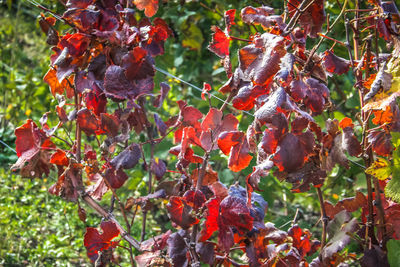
[0,169,90,266]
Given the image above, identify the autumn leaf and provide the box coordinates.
[208,26,230,59]
[323,50,350,75]
[134,0,159,17]
[166,196,199,229]
[43,68,74,98]
[84,221,120,262]
[218,131,253,172]
[76,108,100,136]
[11,119,54,178]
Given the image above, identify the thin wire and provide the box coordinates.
[25,0,64,21]
[0,140,17,154]
[155,67,255,117]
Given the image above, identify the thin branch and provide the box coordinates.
[190,152,210,266]
[317,187,328,250]
[219,90,236,112]
[283,0,314,36]
[230,36,252,42]
[303,0,348,72]
[52,134,73,147]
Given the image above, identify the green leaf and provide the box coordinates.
[181,23,204,51]
[387,239,400,267]
[391,132,400,149]
[385,174,400,203]
[365,158,392,180]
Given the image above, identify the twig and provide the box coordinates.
[283,0,314,36]
[190,152,210,266]
[219,90,236,112]
[317,187,328,249]
[230,36,252,42]
[140,99,155,243]
[350,1,376,244]
[303,0,348,72]
[52,134,73,147]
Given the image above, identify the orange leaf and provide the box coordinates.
[43,68,74,98]
[133,0,159,17]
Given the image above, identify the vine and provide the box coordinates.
[11,0,400,266]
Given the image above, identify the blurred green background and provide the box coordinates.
[0,0,382,265]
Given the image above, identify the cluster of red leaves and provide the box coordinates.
[170,103,252,172]
[14,0,174,263]
[14,0,173,204]
[13,0,400,265]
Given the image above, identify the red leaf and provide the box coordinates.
[59,33,90,57]
[218,131,253,172]
[48,168,80,201]
[208,26,230,59]
[303,77,330,114]
[323,50,350,75]
[121,47,154,80]
[14,120,47,157]
[224,9,236,33]
[368,131,393,156]
[324,191,367,219]
[100,113,119,137]
[110,144,141,170]
[56,105,68,123]
[254,87,291,124]
[199,197,221,242]
[11,120,54,178]
[39,16,56,34]
[166,196,199,229]
[180,105,203,127]
[84,221,120,262]
[342,127,362,157]
[272,131,315,172]
[201,83,212,100]
[104,166,129,189]
[339,117,354,129]
[183,189,206,210]
[63,8,100,32]
[192,166,219,186]
[50,149,69,166]
[232,84,268,111]
[134,0,159,17]
[288,225,311,257]
[220,195,254,233]
[141,18,171,56]
[241,6,283,29]
[167,231,189,267]
[86,173,108,201]
[239,33,286,85]
[85,83,107,116]
[288,0,325,38]
[104,65,154,100]
[200,108,238,151]
[77,108,100,136]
